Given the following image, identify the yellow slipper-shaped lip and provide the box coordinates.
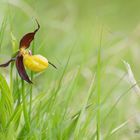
[23,54,49,72]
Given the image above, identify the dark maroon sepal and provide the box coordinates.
[0,58,15,67]
[16,55,32,83]
[19,20,40,49]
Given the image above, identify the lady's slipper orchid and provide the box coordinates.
[0,20,56,83]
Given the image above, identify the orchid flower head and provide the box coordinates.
[0,20,56,83]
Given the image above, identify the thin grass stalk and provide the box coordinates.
[74,75,95,139]
[48,46,74,110]
[102,81,140,125]
[21,80,30,131]
[0,15,7,51]
[96,27,103,140]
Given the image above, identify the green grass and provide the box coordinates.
[0,0,140,140]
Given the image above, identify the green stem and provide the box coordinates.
[17,73,20,105]
[21,80,30,131]
[29,40,35,121]
[97,27,103,140]
[29,72,33,121]
[10,63,13,93]
[97,63,101,140]
[97,54,101,140]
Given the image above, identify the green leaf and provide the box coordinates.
[0,73,14,128]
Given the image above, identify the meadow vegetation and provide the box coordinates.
[0,0,140,139]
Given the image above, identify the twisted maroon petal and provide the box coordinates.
[19,19,40,49]
[0,58,15,67]
[16,55,32,83]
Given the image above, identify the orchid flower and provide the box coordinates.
[0,20,56,83]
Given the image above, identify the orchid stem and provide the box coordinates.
[21,80,30,131]
[29,72,33,122]
[29,40,35,121]
[17,73,20,105]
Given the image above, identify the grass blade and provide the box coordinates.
[74,75,95,139]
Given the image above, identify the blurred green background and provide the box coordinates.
[0,0,140,139]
